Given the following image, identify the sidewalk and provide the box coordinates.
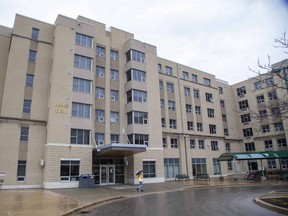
[0,179,287,216]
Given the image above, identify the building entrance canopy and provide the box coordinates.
[218,150,288,161]
[93,143,147,157]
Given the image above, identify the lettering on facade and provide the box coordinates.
[54,102,68,114]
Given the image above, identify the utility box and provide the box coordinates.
[79,175,95,188]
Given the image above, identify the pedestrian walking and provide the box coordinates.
[136,170,144,192]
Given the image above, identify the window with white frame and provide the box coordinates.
[166,66,172,76]
[264,140,273,150]
[220,100,225,108]
[96,109,105,122]
[268,159,277,169]
[271,107,281,116]
[127,89,147,103]
[218,87,223,94]
[128,134,149,146]
[96,87,105,99]
[110,69,119,80]
[26,74,34,87]
[256,95,265,104]
[17,160,26,182]
[110,90,119,101]
[23,100,32,113]
[195,106,201,115]
[158,64,162,73]
[239,100,249,110]
[70,129,90,145]
[259,109,268,118]
[126,49,145,63]
[213,158,221,174]
[168,101,175,110]
[211,141,219,151]
[96,46,105,57]
[159,80,163,90]
[183,71,189,80]
[96,66,105,77]
[73,77,92,94]
[225,143,231,151]
[209,124,216,134]
[222,114,227,122]
[190,139,196,149]
[227,161,233,171]
[186,104,192,113]
[111,134,119,144]
[245,142,255,151]
[277,138,287,148]
[241,114,251,123]
[74,54,92,70]
[187,122,193,131]
[274,122,284,131]
[243,128,253,138]
[192,74,198,83]
[193,89,199,98]
[75,33,93,48]
[192,158,207,176]
[169,119,177,129]
[197,123,203,132]
[126,69,146,83]
[236,86,246,96]
[171,138,178,148]
[207,108,215,118]
[161,118,166,127]
[167,83,174,93]
[72,102,91,118]
[204,78,211,86]
[110,112,119,123]
[95,133,104,145]
[198,140,205,149]
[127,111,148,125]
[281,159,288,169]
[110,50,119,61]
[261,125,270,133]
[184,87,190,96]
[20,127,29,142]
[265,77,274,86]
[254,81,262,90]
[163,137,167,148]
[60,160,80,181]
[160,99,164,108]
[268,91,277,100]
[31,28,39,40]
[224,128,229,136]
[143,161,156,178]
[205,93,213,102]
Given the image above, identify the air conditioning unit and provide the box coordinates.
[99,94,104,99]
[140,57,145,63]
[144,141,149,146]
[98,117,104,122]
[99,53,105,57]
[162,123,165,127]
[141,77,146,83]
[98,140,104,145]
[142,97,147,103]
[110,75,116,80]
[239,93,244,97]
[210,98,214,103]
[99,73,104,78]
[111,96,116,101]
[111,118,117,123]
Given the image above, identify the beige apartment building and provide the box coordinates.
[0,14,287,189]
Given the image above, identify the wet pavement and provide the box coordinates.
[0,179,287,216]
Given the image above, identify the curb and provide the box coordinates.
[254,196,288,215]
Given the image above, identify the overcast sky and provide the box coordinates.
[1,0,288,84]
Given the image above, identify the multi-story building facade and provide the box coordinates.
[0,14,287,189]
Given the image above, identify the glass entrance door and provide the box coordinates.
[100,165,115,185]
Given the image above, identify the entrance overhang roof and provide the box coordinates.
[93,143,147,157]
[218,150,288,161]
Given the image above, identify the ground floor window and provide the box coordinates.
[192,158,207,176]
[17,160,26,182]
[143,161,156,178]
[213,158,221,174]
[267,159,277,169]
[164,158,180,178]
[60,160,80,181]
[281,159,288,169]
[247,160,258,171]
[227,161,233,171]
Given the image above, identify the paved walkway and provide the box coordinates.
[0,179,287,216]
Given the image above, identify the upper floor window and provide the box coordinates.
[111,134,119,144]
[262,125,270,133]
[72,102,91,118]
[197,123,203,132]
[169,119,177,129]
[161,118,166,127]
[160,99,164,108]
[183,71,189,80]
[126,69,146,83]
[190,139,196,149]
[158,64,162,73]
[96,109,105,122]
[268,91,277,100]
[198,140,205,149]
[166,66,172,76]
[222,114,227,122]
[127,89,147,103]
[110,69,119,80]
[127,111,148,125]
[95,133,104,145]
[75,33,93,48]
[128,134,149,146]
[277,138,287,148]
[187,122,194,131]
[256,95,265,104]
[218,87,223,94]
[110,112,119,123]
[207,108,215,118]
[195,106,201,115]
[226,143,231,151]
[167,83,174,93]
[186,104,192,113]
[204,78,211,86]
[23,100,31,113]
[74,54,92,70]
[159,80,163,90]
[184,87,190,96]
[243,128,253,138]
[236,86,246,96]
[96,66,105,78]
[241,114,251,123]
[20,127,29,142]
[168,101,175,110]
[26,74,34,87]
[209,124,216,134]
[211,141,219,151]
[110,50,119,61]
[171,138,178,148]
[126,49,145,63]
[31,28,39,40]
[271,107,281,116]
[259,109,268,118]
[110,90,119,101]
[70,129,90,145]
[239,100,249,110]
[73,77,92,94]
[193,89,199,98]
[205,93,214,102]
[96,87,105,99]
[29,50,36,63]
[245,142,255,151]
[192,74,198,83]
[274,122,284,132]
[265,77,274,86]
[96,46,105,57]
[254,81,262,90]
[264,140,273,150]
[220,100,225,108]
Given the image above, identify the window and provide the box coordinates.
[20,127,29,142]
[143,161,156,178]
[209,124,216,134]
[213,158,221,175]
[259,109,267,118]
[184,87,190,96]
[29,50,36,63]
[224,128,229,136]
[127,111,148,125]
[96,46,105,57]
[161,118,166,127]
[265,77,274,86]
[256,95,265,104]
[204,78,211,86]
[160,99,164,108]
[254,81,262,90]
[96,66,105,77]
[163,137,167,148]
[166,66,172,76]
[227,161,233,171]
[96,87,105,99]
[236,86,246,96]
[190,139,196,149]
[17,161,26,182]
[72,102,91,118]
[187,122,193,131]
[95,133,104,145]
[110,69,119,80]
[268,159,276,169]
[171,138,178,148]
[195,106,201,115]
[168,101,175,110]
[96,109,105,122]
[264,140,273,150]
[158,64,162,73]
[31,28,39,40]
[281,159,288,169]
[241,114,251,123]
[218,87,223,94]
[225,143,231,151]
[192,158,207,176]
[205,93,213,102]
[73,77,91,94]
[70,129,90,145]
[193,89,199,98]
[159,80,163,90]
[110,50,119,61]
[186,104,192,113]
[167,83,174,93]
[110,90,119,101]
[128,134,149,146]
[26,74,34,87]
[277,138,287,148]
[192,74,197,83]
[261,125,270,133]
[274,122,284,131]
[23,100,31,113]
[222,114,227,122]
[239,100,249,110]
[127,89,147,103]
[197,123,203,132]
[198,140,205,149]
[243,128,253,138]
[164,158,180,178]
[75,33,93,48]
[126,49,145,63]
[268,91,277,100]
[211,141,219,151]
[111,134,119,144]
[245,142,255,151]
[60,160,80,181]
[111,112,119,123]
[74,54,92,70]
[183,71,189,80]
[220,100,225,108]
[271,107,281,116]
[169,119,177,129]
[126,69,146,83]
[207,108,215,118]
